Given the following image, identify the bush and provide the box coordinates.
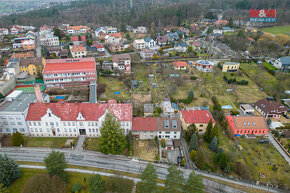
[161,139,165,148]
[105,176,134,193]
[21,174,66,193]
[11,131,25,146]
[71,183,82,193]
[180,158,185,166]
[272,164,278,171]
[190,150,197,162]
[0,154,22,186]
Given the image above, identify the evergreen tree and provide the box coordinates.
[11,131,25,146]
[184,170,204,193]
[184,124,197,143]
[187,89,194,103]
[0,154,21,186]
[228,18,233,28]
[195,148,206,169]
[214,152,231,172]
[99,113,127,155]
[187,46,193,53]
[88,174,105,193]
[44,151,67,181]
[209,136,218,152]
[54,27,62,39]
[0,184,9,193]
[139,163,158,193]
[203,119,213,143]
[165,164,184,193]
[189,133,198,151]
[212,124,219,139]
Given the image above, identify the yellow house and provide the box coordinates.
[221,62,240,73]
[173,61,187,70]
[19,57,44,76]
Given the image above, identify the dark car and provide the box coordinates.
[259,139,269,144]
[283,114,290,119]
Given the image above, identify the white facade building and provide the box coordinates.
[0,28,9,35]
[40,34,59,46]
[133,39,146,50]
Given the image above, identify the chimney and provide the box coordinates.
[34,85,43,103]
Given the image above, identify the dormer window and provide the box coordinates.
[253,122,256,126]
[247,122,250,126]
[243,122,246,126]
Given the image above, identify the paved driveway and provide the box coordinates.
[166,149,180,164]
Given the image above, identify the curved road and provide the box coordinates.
[0,147,281,193]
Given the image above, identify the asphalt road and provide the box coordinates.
[0,147,281,193]
[36,33,42,58]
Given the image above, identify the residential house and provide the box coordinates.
[140,49,154,59]
[254,99,287,119]
[180,110,216,134]
[10,26,21,35]
[222,27,235,33]
[195,60,214,72]
[174,43,188,52]
[173,61,187,70]
[167,32,179,41]
[0,28,9,35]
[144,104,154,116]
[19,57,43,76]
[192,41,201,50]
[215,20,229,25]
[156,35,169,45]
[240,104,255,115]
[40,34,59,47]
[133,39,146,50]
[59,50,68,59]
[70,45,87,58]
[66,26,89,34]
[213,29,223,34]
[273,56,290,71]
[221,62,240,72]
[132,117,157,140]
[21,39,35,50]
[26,100,132,137]
[0,89,49,135]
[105,33,122,44]
[96,44,105,52]
[110,43,125,52]
[46,46,61,56]
[95,26,117,37]
[144,37,156,49]
[43,58,96,88]
[100,61,113,71]
[112,54,131,74]
[11,52,34,59]
[156,117,181,139]
[161,100,176,117]
[25,31,36,40]
[226,116,268,136]
[133,26,148,34]
[5,58,20,76]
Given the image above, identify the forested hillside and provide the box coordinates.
[0,0,289,28]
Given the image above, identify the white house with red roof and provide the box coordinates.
[10,26,21,35]
[26,100,132,137]
[0,28,9,35]
[132,117,157,140]
[43,58,96,89]
[180,110,216,134]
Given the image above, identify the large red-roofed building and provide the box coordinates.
[43,58,96,88]
[26,100,132,137]
[180,110,216,135]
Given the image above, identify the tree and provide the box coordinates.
[203,119,213,143]
[212,124,219,139]
[228,18,233,28]
[21,174,66,193]
[0,154,21,186]
[213,152,231,172]
[126,131,134,156]
[99,113,127,155]
[139,163,158,193]
[184,124,197,143]
[11,131,25,146]
[195,148,206,169]
[165,164,184,193]
[189,133,198,151]
[65,35,70,41]
[184,170,204,193]
[187,89,194,103]
[44,151,67,181]
[120,23,127,33]
[88,174,104,193]
[0,184,9,193]
[190,150,197,162]
[209,136,218,152]
[126,33,130,40]
[161,139,165,148]
[187,46,193,53]
[54,27,62,39]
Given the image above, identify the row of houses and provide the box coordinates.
[0,25,36,35]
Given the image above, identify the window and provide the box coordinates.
[89,129,91,133]
[64,128,67,132]
[40,128,43,132]
[69,128,72,132]
[13,128,17,132]
[20,128,25,132]
[57,128,60,132]
[16,117,21,120]
[46,128,50,132]
[35,128,38,132]
[8,116,13,120]
[11,122,16,125]
[30,128,34,132]
[93,129,95,133]
[63,122,66,126]
[6,128,10,132]
[174,136,176,138]
[159,132,162,134]
[68,122,71,126]
[18,122,23,125]
[29,122,32,126]
[50,122,54,126]
[33,122,36,126]
[88,122,91,126]
[200,124,203,127]
[74,129,76,133]
[237,130,239,133]
[38,122,41,126]
[46,122,48,126]
[174,132,177,134]
[80,122,84,126]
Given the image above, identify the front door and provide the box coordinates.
[52,128,56,136]
[79,129,86,135]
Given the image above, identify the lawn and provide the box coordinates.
[85,137,100,152]
[132,62,150,93]
[133,139,158,162]
[262,25,290,35]
[262,62,278,71]
[98,76,131,101]
[25,137,77,148]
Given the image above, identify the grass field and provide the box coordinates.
[262,25,290,35]
[133,139,158,162]
[25,137,77,148]
[98,76,131,101]
[85,137,100,151]
[262,62,278,71]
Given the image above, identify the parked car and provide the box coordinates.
[283,114,290,119]
[259,139,269,144]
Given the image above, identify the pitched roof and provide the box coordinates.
[96,44,104,48]
[157,35,169,43]
[67,26,88,31]
[193,41,200,47]
[144,37,153,43]
[280,56,290,66]
[43,58,95,74]
[109,33,122,38]
[19,57,42,67]
[254,99,287,114]
[71,45,86,52]
[173,61,187,67]
[112,54,131,62]
[26,100,132,122]
[181,110,216,124]
[156,117,181,132]
[231,116,268,130]
[132,117,157,131]
[11,52,34,59]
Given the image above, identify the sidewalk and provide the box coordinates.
[74,135,86,152]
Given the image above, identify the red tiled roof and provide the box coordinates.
[43,58,95,74]
[96,44,104,48]
[71,36,79,41]
[109,33,122,38]
[132,117,157,131]
[193,41,200,47]
[181,110,216,124]
[173,61,187,67]
[26,100,132,122]
[67,26,89,31]
[11,52,34,58]
[70,45,86,52]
